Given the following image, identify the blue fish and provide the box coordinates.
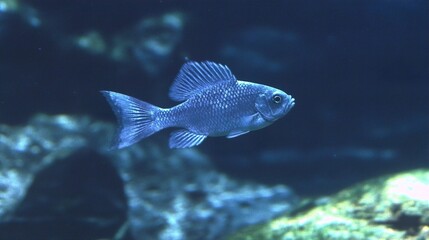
[101,61,295,149]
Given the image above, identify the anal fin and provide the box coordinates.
[169,129,207,149]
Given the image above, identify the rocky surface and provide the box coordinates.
[0,114,298,240]
[0,114,95,220]
[228,169,429,240]
[111,147,297,240]
[74,11,185,76]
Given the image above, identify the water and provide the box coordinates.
[0,1,428,239]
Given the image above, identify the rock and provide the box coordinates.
[73,11,186,76]
[109,146,298,240]
[0,114,298,240]
[0,151,128,240]
[0,114,97,220]
[227,169,429,240]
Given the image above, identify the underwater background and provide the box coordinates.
[0,0,428,239]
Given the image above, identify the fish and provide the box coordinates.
[101,61,295,149]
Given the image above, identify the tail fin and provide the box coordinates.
[101,91,162,149]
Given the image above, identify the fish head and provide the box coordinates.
[255,87,295,122]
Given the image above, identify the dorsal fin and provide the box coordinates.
[169,61,236,102]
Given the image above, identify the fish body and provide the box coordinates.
[102,61,295,149]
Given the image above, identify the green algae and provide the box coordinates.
[228,169,429,240]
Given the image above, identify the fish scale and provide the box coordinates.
[165,81,257,135]
[101,61,295,149]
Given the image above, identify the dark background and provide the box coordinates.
[0,0,428,196]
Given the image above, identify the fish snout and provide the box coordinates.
[283,95,295,114]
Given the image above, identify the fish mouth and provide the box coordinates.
[283,97,295,115]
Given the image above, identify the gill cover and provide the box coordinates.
[255,93,277,122]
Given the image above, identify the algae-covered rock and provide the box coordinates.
[228,169,429,240]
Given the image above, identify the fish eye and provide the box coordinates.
[272,94,282,104]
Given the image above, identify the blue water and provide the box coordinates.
[0,1,427,239]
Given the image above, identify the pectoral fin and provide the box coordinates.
[226,112,268,139]
[226,130,250,138]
